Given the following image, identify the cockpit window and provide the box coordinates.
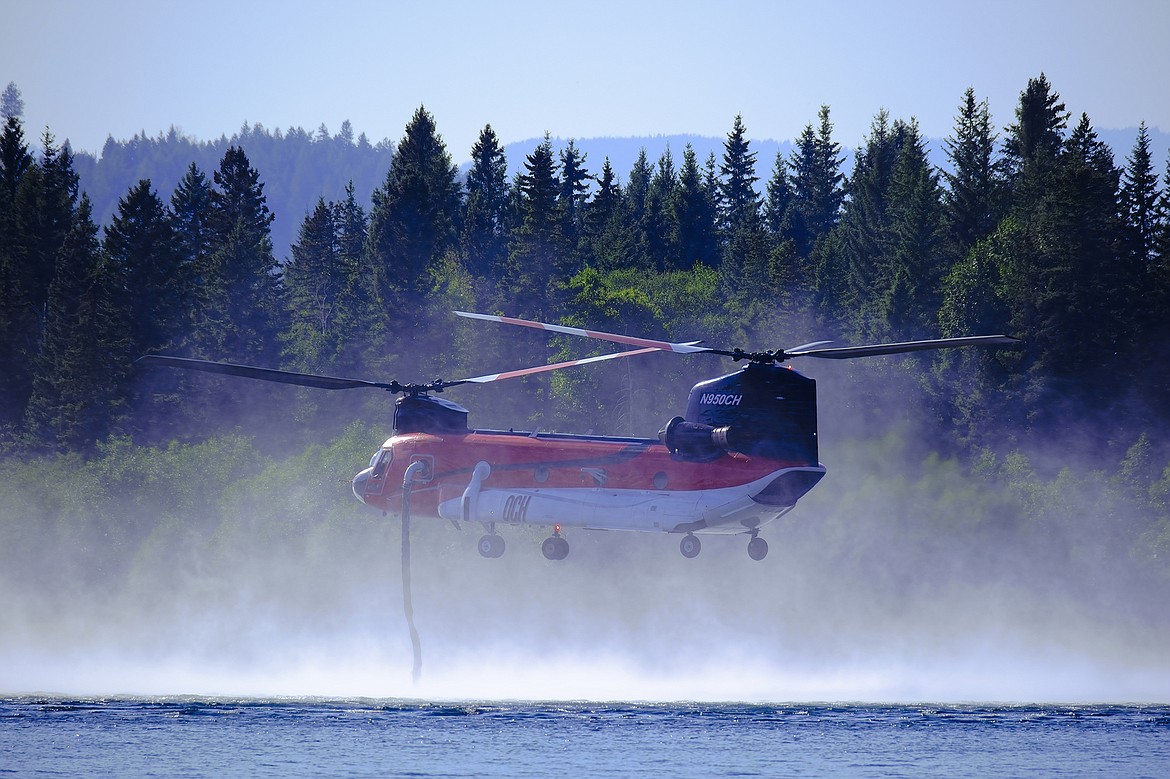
[371,449,392,479]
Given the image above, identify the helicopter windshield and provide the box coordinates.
[372,448,393,479]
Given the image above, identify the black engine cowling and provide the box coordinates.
[659,363,819,465]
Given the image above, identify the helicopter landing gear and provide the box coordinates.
[680,533,701,559]
[747,532,769,561]
[542,526,569,561]
[477,533,505,558]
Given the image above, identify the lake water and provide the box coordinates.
[3,698,1168,778]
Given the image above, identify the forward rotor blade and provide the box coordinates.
[787,335,1023,360]
[456,310,708,354]
[136,355,395,391]
[457,346,662,384]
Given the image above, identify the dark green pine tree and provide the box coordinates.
[280,189,376,429]
[1002,73,1068,203]
[671,144,718,270]
[583,157,631,271]
[645,147,679,271]
[462,124,511,281]
[333,181,375,370]
[763,150,805,312]
[283,198,344,370]
[507,134,564,314]
[989,110,1129,429]
[764,150,794,238]
[942,88,1003,258]
[834,110,906,339]
[0,113,35,432]
[367,106,461,312]
[558,139,590,260]
[0,131,79,433]
[170,162,213,333]
[103,179,185,357]
[586,157,621,236]
[18,131,79,328]
[1039,114,1130,385]
[788,106,845,259]
[197,145,282,363]
[23,195,124,451]
[0,114,32,208]
[622,148,654,270]
[1120,122,1161,266]
[717,114,760,238]
[884,123,948,338]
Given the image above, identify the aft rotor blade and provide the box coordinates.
[456,310,708,354]
[457,346,662,384]
[788,335,1023,360]
[136,355,395,391]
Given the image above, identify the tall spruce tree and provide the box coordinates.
[334,181,374,370]
[717,114,760,237]
[1,131,79,432]
[761,151,804,314]
[103,179,185,357]
[197,145,282,362]
[1003,73,1068,210]
[1039,114,1129,385]
[623,148,654,270]
[283,198,344,369]
[170,163,213,330]
[943,88,1002,258]
[507,134,564,313]
[885,123,948,338]
[646,147,679,271]
[583,157,631,271]
[0,113,34,432]
[23,195,123,450]
[1120,122,1161,266]
[764,150,794,238]
[788,106,845,258]
[462,124,510,280]
[367,106,461,312]
[671,144,718,270]
[835,110,905,339]
[0,115,32,207]
[558,139,590,260]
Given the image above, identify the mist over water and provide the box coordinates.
[4,487,1167,704]
[3,342,1168,706]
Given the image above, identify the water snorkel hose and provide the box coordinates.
[400,459,429,683]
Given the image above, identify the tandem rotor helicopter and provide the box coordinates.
[140,311,1020,562]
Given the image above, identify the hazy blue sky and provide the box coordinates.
[5,0,1169,161]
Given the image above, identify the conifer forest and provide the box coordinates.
[2,75,1170,630]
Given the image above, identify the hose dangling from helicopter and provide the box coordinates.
[400,459,430,683]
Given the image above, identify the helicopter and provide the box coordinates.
[139,311,1020,562]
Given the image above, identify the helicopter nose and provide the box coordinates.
[352,467,372,504]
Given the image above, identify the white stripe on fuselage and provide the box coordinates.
[436,466,826,535]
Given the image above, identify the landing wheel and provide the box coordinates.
[542,534,569,561]
[478,533,505,558]
[747,536,769,561]
[680,534,701,559]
